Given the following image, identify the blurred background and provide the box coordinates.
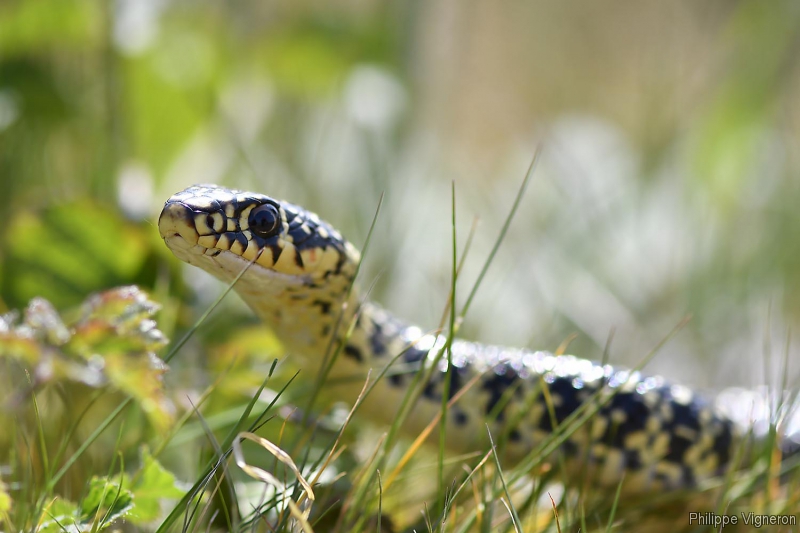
[1,0,799,411]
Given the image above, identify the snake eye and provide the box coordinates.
[249,204,281,238]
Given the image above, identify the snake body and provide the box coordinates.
[158,184,794,492]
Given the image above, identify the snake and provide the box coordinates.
[158,184,798,493]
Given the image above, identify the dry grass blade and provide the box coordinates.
[500,498,521,533]
[548,492,561,533]
[309,371,372,488]
[287,500,316,533]
[233,431,315,504]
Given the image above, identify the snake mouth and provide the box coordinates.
[159,199,248,270]
[158,201,201,245]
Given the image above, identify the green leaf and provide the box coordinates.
[121,448,185,524]
[0,288,172,430]
[37,498,79,533]
[2,202,149,310]
[0,329,46,366]
[37,479,133,532]
[24,297,70,345]
[67,287,173,431]
[80,477,134,529]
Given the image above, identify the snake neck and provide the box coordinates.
[240,274,428,390]
[236,276,360,364]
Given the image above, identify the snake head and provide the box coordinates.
[158,184,360,286]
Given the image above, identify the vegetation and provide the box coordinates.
[1,1,800,531]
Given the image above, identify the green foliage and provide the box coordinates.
[0,286,172,430]
[0,0,101,54]
[1,201,153,310]
[29,452,185,533]
[36,477,133,533]
[118,448,185,524]
[0,289,189,532]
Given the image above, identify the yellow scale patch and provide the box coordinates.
[216,234,231,250]
[198,235,219,248]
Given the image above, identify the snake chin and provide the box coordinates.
[161,218,310,305]
[167,238,310,294]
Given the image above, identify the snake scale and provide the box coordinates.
[158,184,798,493]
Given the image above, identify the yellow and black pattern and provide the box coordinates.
[159,185,791,492]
